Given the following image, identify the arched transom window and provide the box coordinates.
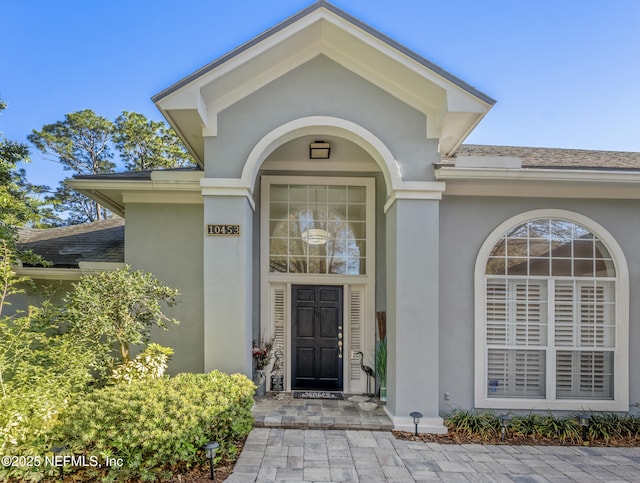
[476,212,629,411]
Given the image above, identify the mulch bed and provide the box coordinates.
[169,439,245,482]
[168,460,235,482]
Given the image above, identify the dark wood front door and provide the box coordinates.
[291,285,343,390]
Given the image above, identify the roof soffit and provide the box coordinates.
[153,2,494,161]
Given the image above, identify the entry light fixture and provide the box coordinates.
[309,140,331,159]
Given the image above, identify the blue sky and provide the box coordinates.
[2,0,640,187]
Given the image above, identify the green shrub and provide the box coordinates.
[444,410,640,444]
[445,409,499,440]
[0,389,65,481]
[535,414,581,443]
[588,413,637,442]
[63,266,180,368]
[509,413,544,438]
[56,371,255,482]
[0,311,99,482]
[110,343,173,384]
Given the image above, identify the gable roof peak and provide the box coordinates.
[154,2,494,161]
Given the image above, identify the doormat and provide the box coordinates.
[293,391,344,400]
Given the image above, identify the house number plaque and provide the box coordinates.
[207,224,241,236]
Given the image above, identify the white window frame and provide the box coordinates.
[474,209,629,411]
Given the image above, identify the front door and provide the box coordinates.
[291,285,343,390]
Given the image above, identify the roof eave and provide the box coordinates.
[435,165,640,182]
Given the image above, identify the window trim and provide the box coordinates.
[474,209,629,411]
[259,176,376,394]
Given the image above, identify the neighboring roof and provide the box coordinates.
[153,1,494,162]
[18,218,125,268]
[450,144,640,170]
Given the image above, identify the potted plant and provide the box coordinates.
[375,337,387,402]
[252,337,273,397]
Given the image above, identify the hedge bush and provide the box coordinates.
[55,371,255,482]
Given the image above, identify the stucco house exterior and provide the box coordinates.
[15,2,640,433]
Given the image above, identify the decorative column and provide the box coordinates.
[384,182,447,433]
[201,179,255,376]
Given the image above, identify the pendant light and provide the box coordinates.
[301,186,329,245]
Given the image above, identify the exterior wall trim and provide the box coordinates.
[260,175,376,394]
[14,262,126,280]
[437,166,640,199]
[200,178,256,210]
[383,181,446,213]
[242,116,402,195]
[437,166,640,182]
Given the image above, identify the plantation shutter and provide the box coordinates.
[554,282,575,347]
[271,284,286,372]
[348,285,364,382]
[486,280,507,345]
[514,280,546,397]
[486,279,546,398]
[556,281,614,399]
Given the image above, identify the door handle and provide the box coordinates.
[338,340,343,358]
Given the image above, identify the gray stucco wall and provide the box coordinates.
[4,280,74,317]
[205,55,440,182]
[439,196,640,413]
[125,203,204,374]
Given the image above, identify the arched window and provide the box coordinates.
[475,210,629,411]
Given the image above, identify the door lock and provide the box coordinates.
[338,340,343,358]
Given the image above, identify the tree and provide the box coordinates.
[114,111,195,171]
[30,110,194,225]
[28,109,115,222]
[63,266,180,366]
[0,98,45,246]
[47,183,105,226]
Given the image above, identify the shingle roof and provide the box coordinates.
[18,218,124,268]
[453,144,640,170]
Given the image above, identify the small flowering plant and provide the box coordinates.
[252,337,274,370]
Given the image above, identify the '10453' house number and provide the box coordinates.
[207,224,241,236]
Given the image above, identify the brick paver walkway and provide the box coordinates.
[225,428,640,482]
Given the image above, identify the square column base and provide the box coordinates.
[385,408,447,434]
